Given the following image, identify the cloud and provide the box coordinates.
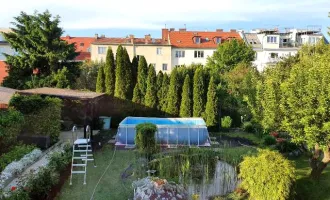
[0,0,329,30]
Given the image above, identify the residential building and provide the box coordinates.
[240,27,325,71]
[164,28,241,67]
[91,34,171,72]
[0,28,15,84]
[61,35,96,61]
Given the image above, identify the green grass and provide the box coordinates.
[56,146,136,200]
[293,156,330,200]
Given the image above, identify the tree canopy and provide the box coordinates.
[104,47,115,95]
[207,39,255,74]
[2,10,79,89]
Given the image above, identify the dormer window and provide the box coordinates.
[80,43,84,47]
[216,37,221,44]
[195,37,201,44]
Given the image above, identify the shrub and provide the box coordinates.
[0,145,35,172]
[263,135,276,145]
[221,116,232,128]
[0,109,24,153]
[135,123,159,160]
[239,149,295,200]
[242,121,254,133]
[48,144,72,172]
[276,140,300,153]
[9,95,62,144]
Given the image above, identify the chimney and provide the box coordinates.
[179,28,186,32]
[230,29,236,32]
[65,35,70,39]
[216,29,223,32]
[100,34,105,38]
[162,29,168,41]
[95,34,98,39]
[129,34,134,44]
[170,28,175,31]
[145,34,151,44]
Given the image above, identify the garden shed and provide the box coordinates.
[0,86,16,109]
[17,87,105,138]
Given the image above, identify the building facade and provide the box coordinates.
[240,27,325,71]
[61,35,96,61]
[91,34,171,72]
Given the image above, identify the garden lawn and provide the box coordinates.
[56,146,135,200]
[293,156,330,200]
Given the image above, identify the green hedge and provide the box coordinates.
[0,109,25,154]
[9,95,62,144]
[0,145,35,172]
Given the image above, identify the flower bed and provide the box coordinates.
[0,145,35,172]
[0,149,42,189]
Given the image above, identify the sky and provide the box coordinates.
[1,0,329,38]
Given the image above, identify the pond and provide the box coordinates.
[187,161,238,199]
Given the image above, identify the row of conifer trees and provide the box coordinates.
[96,45,218,126]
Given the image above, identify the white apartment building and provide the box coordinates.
[91,29,242,72]
[240,27,325,71]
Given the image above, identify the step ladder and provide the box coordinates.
[70,125,96,185]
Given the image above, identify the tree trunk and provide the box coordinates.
[310,144,330,179]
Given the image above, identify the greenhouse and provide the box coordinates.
[115,117,211,147]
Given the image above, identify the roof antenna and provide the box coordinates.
[184,24,186,29]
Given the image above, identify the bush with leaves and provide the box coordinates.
[74,61,99,91]
[239,149,295,200]
[263,135,276,145]
[9,95,62,144]
[135,123,159,160]
[221,116,232,128]
[0,109,24,153]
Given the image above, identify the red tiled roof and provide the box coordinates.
[75,52,91,61]
[61,36,95,52]
[92,37,169,45]
[168,31,241,48]
[0,61,8,84]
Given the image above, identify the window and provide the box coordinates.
[267,36,277,43]
[282,39,288,43]
[157,48,162,55]
[175,51,185,58]
[195,37,201,44]
[270,53,278,58]
[87,47,91,52]
[216,37,221,44]
[80,43,84,47]
[162,64,168,71]
[98,47,106,54]
[194,50,204,58]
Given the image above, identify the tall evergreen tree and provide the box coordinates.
[205,76,218,126]
[96,64,105,93]
[144,65,157,108]
[2,10,79,89]
[132,83,143,104]
[160,73,170,112]
[166,68,181,116]
[132,56,139,87]
[193,67,206,117]
[104,47,115,95]
[156,71,164,110]
[115,46,132,99]
[123,48,133,99]
[180,75,192,117]
[137,56,148,100]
